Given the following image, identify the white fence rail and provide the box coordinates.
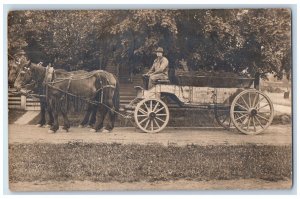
[8,93,40,110]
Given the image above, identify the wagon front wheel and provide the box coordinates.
[134,98,170,133]
[230,90,274,135]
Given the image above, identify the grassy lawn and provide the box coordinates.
[9,143,292,183]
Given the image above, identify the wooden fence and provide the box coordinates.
[8,93,41,110]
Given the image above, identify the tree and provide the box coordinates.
[8,9,291,79]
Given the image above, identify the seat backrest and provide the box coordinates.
[168,67,178,84]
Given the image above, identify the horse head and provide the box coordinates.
[8,56,31,84]
[13,62,46,94]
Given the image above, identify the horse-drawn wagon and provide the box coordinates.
[11,59,274,135]
[124,74,274,135]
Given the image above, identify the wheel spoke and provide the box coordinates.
[247,116,251,131]
[253,117,257,132]
[153,101,159,112]
[144,119,150,130]
[258,111,272,114]
[137,114,148,117]
[235,113,248,122]
[253,93,258,108]
[254,116,264,128]
[156,114,167,116]
[138,108,147,115]
[240,95,250,109]
[257,103,270,111]
[256,114,270,121]
[139,117,149,124]
[241,116,249,127]
[153,118,161,128]
[254,97,265,109]
[156,116,166,123]
[143,103,150,112]
[150,100,153,111]
[151,120,154,131]
[233,110,248,113]
[155,106,165,113]
[235,102,248,111]
[249,92,252,108]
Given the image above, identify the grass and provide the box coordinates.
[9,143,292,183]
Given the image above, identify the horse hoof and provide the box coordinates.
[90,129,97,133]
[45,124,51,128]
[48,130,55,133]
[36,124,43,127]
[87,125,93,128]
[78,125,84,128]
[61,129,68,133]
[102,129,110,133]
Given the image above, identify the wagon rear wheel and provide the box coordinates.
[214,105,232,130]
[134,98,169,133]
[230,90,274,135]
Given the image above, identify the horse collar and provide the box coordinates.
[46,66,55,82]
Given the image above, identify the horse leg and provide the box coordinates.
[46,106,54,127]
[79,103,93,127]
[49,99,59,133]
[91,105,107,132]
[104,108,115,132]
[103,92,116,132]
[88,104,98,127]
[61,109,70,132]
[45,98,54,127]
[37,99,47,127]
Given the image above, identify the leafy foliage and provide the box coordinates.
[8,9,291,79]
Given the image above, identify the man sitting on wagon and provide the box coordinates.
[143,47,169,89]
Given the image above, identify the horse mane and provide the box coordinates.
[29,63,47,94]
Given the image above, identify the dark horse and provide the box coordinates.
[14,63,119,133]
[10,60,97,127]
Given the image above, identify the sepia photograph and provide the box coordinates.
[7,8,292,192]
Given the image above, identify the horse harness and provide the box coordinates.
[44,67,116,105]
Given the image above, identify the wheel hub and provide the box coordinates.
[148,112,156,120]
[249,108,258,116]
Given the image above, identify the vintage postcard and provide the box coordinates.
[7,9,292,191]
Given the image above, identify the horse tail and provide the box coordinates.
[113,80,120,112]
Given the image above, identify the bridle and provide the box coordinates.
[14,62,37,92]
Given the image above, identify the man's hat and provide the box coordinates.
[155,47,164,53]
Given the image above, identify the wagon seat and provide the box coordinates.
[154,67,176,85]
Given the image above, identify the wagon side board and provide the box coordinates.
[139,84,243,105]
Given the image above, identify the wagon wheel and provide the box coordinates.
[214,105,232,130]
[230,90,274,135]
[134,98,170,133]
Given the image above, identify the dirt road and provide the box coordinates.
[9,124,292,146]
